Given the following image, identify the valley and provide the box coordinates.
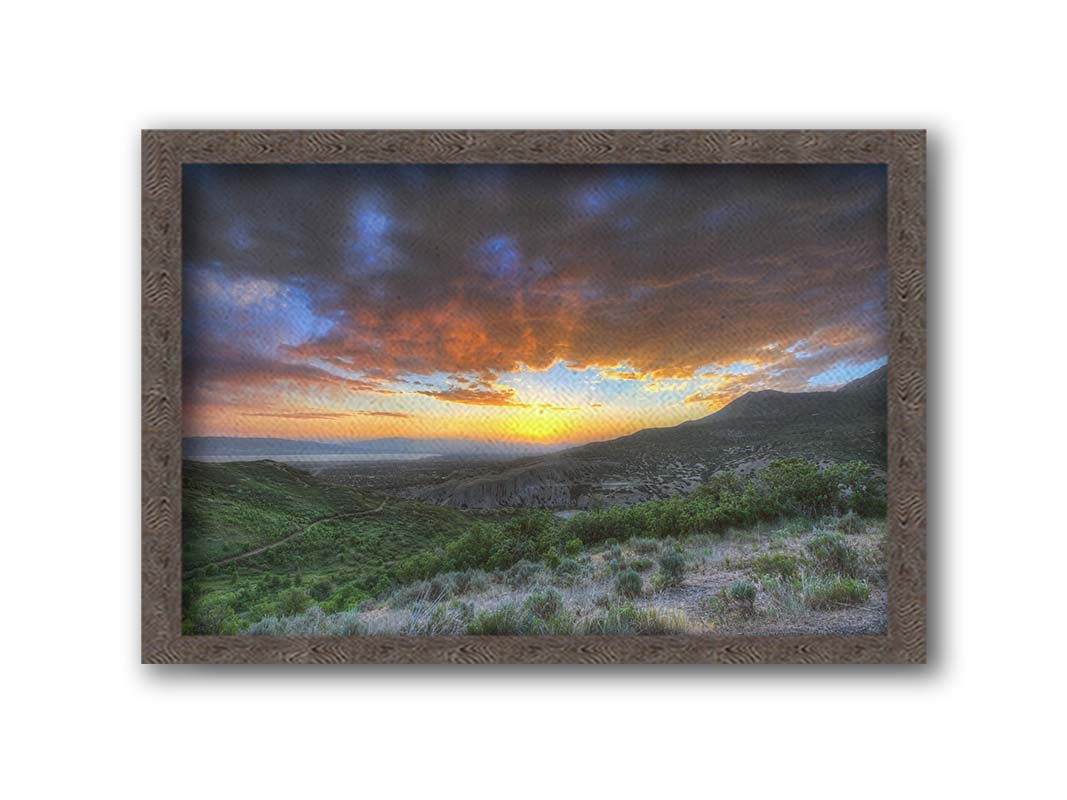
[181,368,889,637]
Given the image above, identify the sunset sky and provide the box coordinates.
[182,163,887,446]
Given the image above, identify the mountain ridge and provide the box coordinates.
[411,366,888,509]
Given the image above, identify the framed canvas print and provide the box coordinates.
[142,130,925,664]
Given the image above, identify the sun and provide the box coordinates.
[500,407,585,443]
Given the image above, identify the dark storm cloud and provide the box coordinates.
[182,163,886,397]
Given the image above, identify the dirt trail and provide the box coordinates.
[184,500,387,576]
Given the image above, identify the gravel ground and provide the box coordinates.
[346,521,889,636]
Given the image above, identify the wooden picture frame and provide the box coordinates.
[142,129,925,664]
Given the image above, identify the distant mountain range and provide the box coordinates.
[411,366,888,509]
[182,435,565,460]
[186,367,888,510]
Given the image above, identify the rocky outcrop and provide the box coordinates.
[413,459,590,509]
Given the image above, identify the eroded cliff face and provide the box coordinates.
[412,460,590,509]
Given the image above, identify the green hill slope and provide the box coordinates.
[182,460,479,633]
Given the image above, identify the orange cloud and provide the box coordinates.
[414,385,530,407]
[182,163,888,443]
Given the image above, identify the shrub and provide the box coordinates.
[277,587,311,616]
[806,533,861,577]
[692,470,748,505]
[780,517,810,536]
[804,576,870,609]
[395,550,445,583]
[451,569,490,595]
[614,568,643,597]
[388,573,454,607]
[580,603,689,635]
[835,511,865,535]
[308,578,334,602]
[557,557,582,574]
[321,584,371,614]
[506,560,541,587]
[196,602,240,635]
[419,600,474,635]
[467,605,525,635]
[464,603,574,636]
[331,610,367,636]
[564,538,583,556]
[750,552,799,580]
[528,609,578,635]
[523,588,564,620]
[629,537,661,555]
[824,461,887,516]
[554,557,584,585]
[760,458,836,517]
[727,579,757,607]
[657,550,687,587]
[245,606,367,636]
[630,556,654,572]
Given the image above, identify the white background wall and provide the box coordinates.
[2,2,1064,797]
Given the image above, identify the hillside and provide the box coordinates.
[182,460,481,633]
[242,458,889,638]
[412,366,887,509]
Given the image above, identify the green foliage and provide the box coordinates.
[464,603,576,635]
[629,537,661,555]
[418,600,475,635]
[450,569,490,595]
[506,560,542,587]
[308,578,334,602]
[691,470,748,505]
[277,587,311,616]
[824,461,887,516]
[750,552,799,580]
[779,517,811,536]
[466,605,525,635]
[760,458,836,517]
[320,584,371,614]
[554,557,584,584]
[835,511,865,535]
[196,602,241,635]
[727,579,757,606]
[806,533,861,577]
[387,568,491,608]
[184,457,885,635]
[580,603,688,635]
[182,461,480,633]
[523,589,564,620]
[803,575,870,609]
[246,606,368,636]
[656,550,687,587]
[614,568,643,597]
[561,459,883,548]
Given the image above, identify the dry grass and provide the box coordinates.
[246,515,888,636]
